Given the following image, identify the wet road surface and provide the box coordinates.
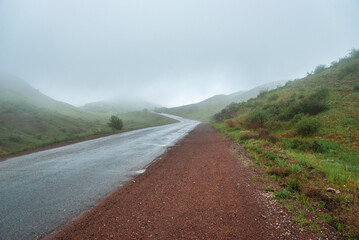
[0,114,199,240]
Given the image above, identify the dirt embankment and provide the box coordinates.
[47,123,340,240]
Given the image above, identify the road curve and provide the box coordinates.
[0,114,199,240]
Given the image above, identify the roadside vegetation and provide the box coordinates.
[212,49,359,238]
[159,81,285,122]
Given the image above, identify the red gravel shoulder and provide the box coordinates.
[46,123,340,240]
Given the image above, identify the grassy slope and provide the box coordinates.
[159,81,286,122]
[0,77,176,157]
[211,50,359,238]
[81,99,161,114]
[117,110,177,130]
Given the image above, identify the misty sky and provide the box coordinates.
[0,0,359,107]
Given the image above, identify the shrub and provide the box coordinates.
[313,64,327,74]
[225,119,235,128]
[295,116,321,136]
[8,135,22,143]
[353,85,359,91]
[287,178,301,192]
[290,113,305,125]
[288,138,339,154]
[349,48,359,58]
[246,110,269,124]
[300,88,329,115]
[338,62,359,79]
[275,189,292,199]
[268,94,279,101]
[108,115,123,130]
[288,164,302,173]
[264,119,282,130]
[258,89,268,98]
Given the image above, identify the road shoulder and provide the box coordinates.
[46,123,340,239]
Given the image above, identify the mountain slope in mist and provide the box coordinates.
[0,76,104,120]
[159,81,286,122]
[81,99,161,114]
[0,76,108,156]
[0,76,178,156]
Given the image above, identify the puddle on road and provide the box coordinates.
[134,169,146,174]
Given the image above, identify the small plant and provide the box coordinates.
[265,185,275,192]
[333,195,349,203]
[288,164,303,173]
[336,222,345,232]
[317,201,326,208]
[295,116,321,136]
[267,166,291,177]
[287,178,301,192]
[275,189,292,199]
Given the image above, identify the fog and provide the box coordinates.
[0,0,358,107]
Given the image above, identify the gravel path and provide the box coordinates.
[47,123,339,240]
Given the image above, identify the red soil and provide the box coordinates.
[47,123,340,240]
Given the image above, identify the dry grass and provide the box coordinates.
[267,166,291,177]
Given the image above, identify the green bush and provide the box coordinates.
[338,62,359,79]
[8,135,22,143]
[268,94,279,101]
[275,189,292,199]
[300,88,329,115]
[290,113,305,125]
[295,116,321,136]
[287,178,301,192]
[288,138,339,154]
[108,115,123,130]
[264,120,282,130]
[246,110,269,124]
[313,64,327,74]
[349,48,359,58]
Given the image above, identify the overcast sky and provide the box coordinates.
[0,0,359,107]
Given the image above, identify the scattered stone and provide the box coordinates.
[326,187,336,193]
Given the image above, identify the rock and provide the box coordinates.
[326,187,336,193]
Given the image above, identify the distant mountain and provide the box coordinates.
[81,98,161,114]
[159,80,287,122]
[0,75,107,156]
[0,75,102,120]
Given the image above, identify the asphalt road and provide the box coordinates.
[0,114,199,240]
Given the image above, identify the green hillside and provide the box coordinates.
[81,98,161,114]
[118,110,177,130]
[0,76,108,156]
[212,49,359,238]
[0,76,104,120]
[159,81,286,122]
[0,77,175,157]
